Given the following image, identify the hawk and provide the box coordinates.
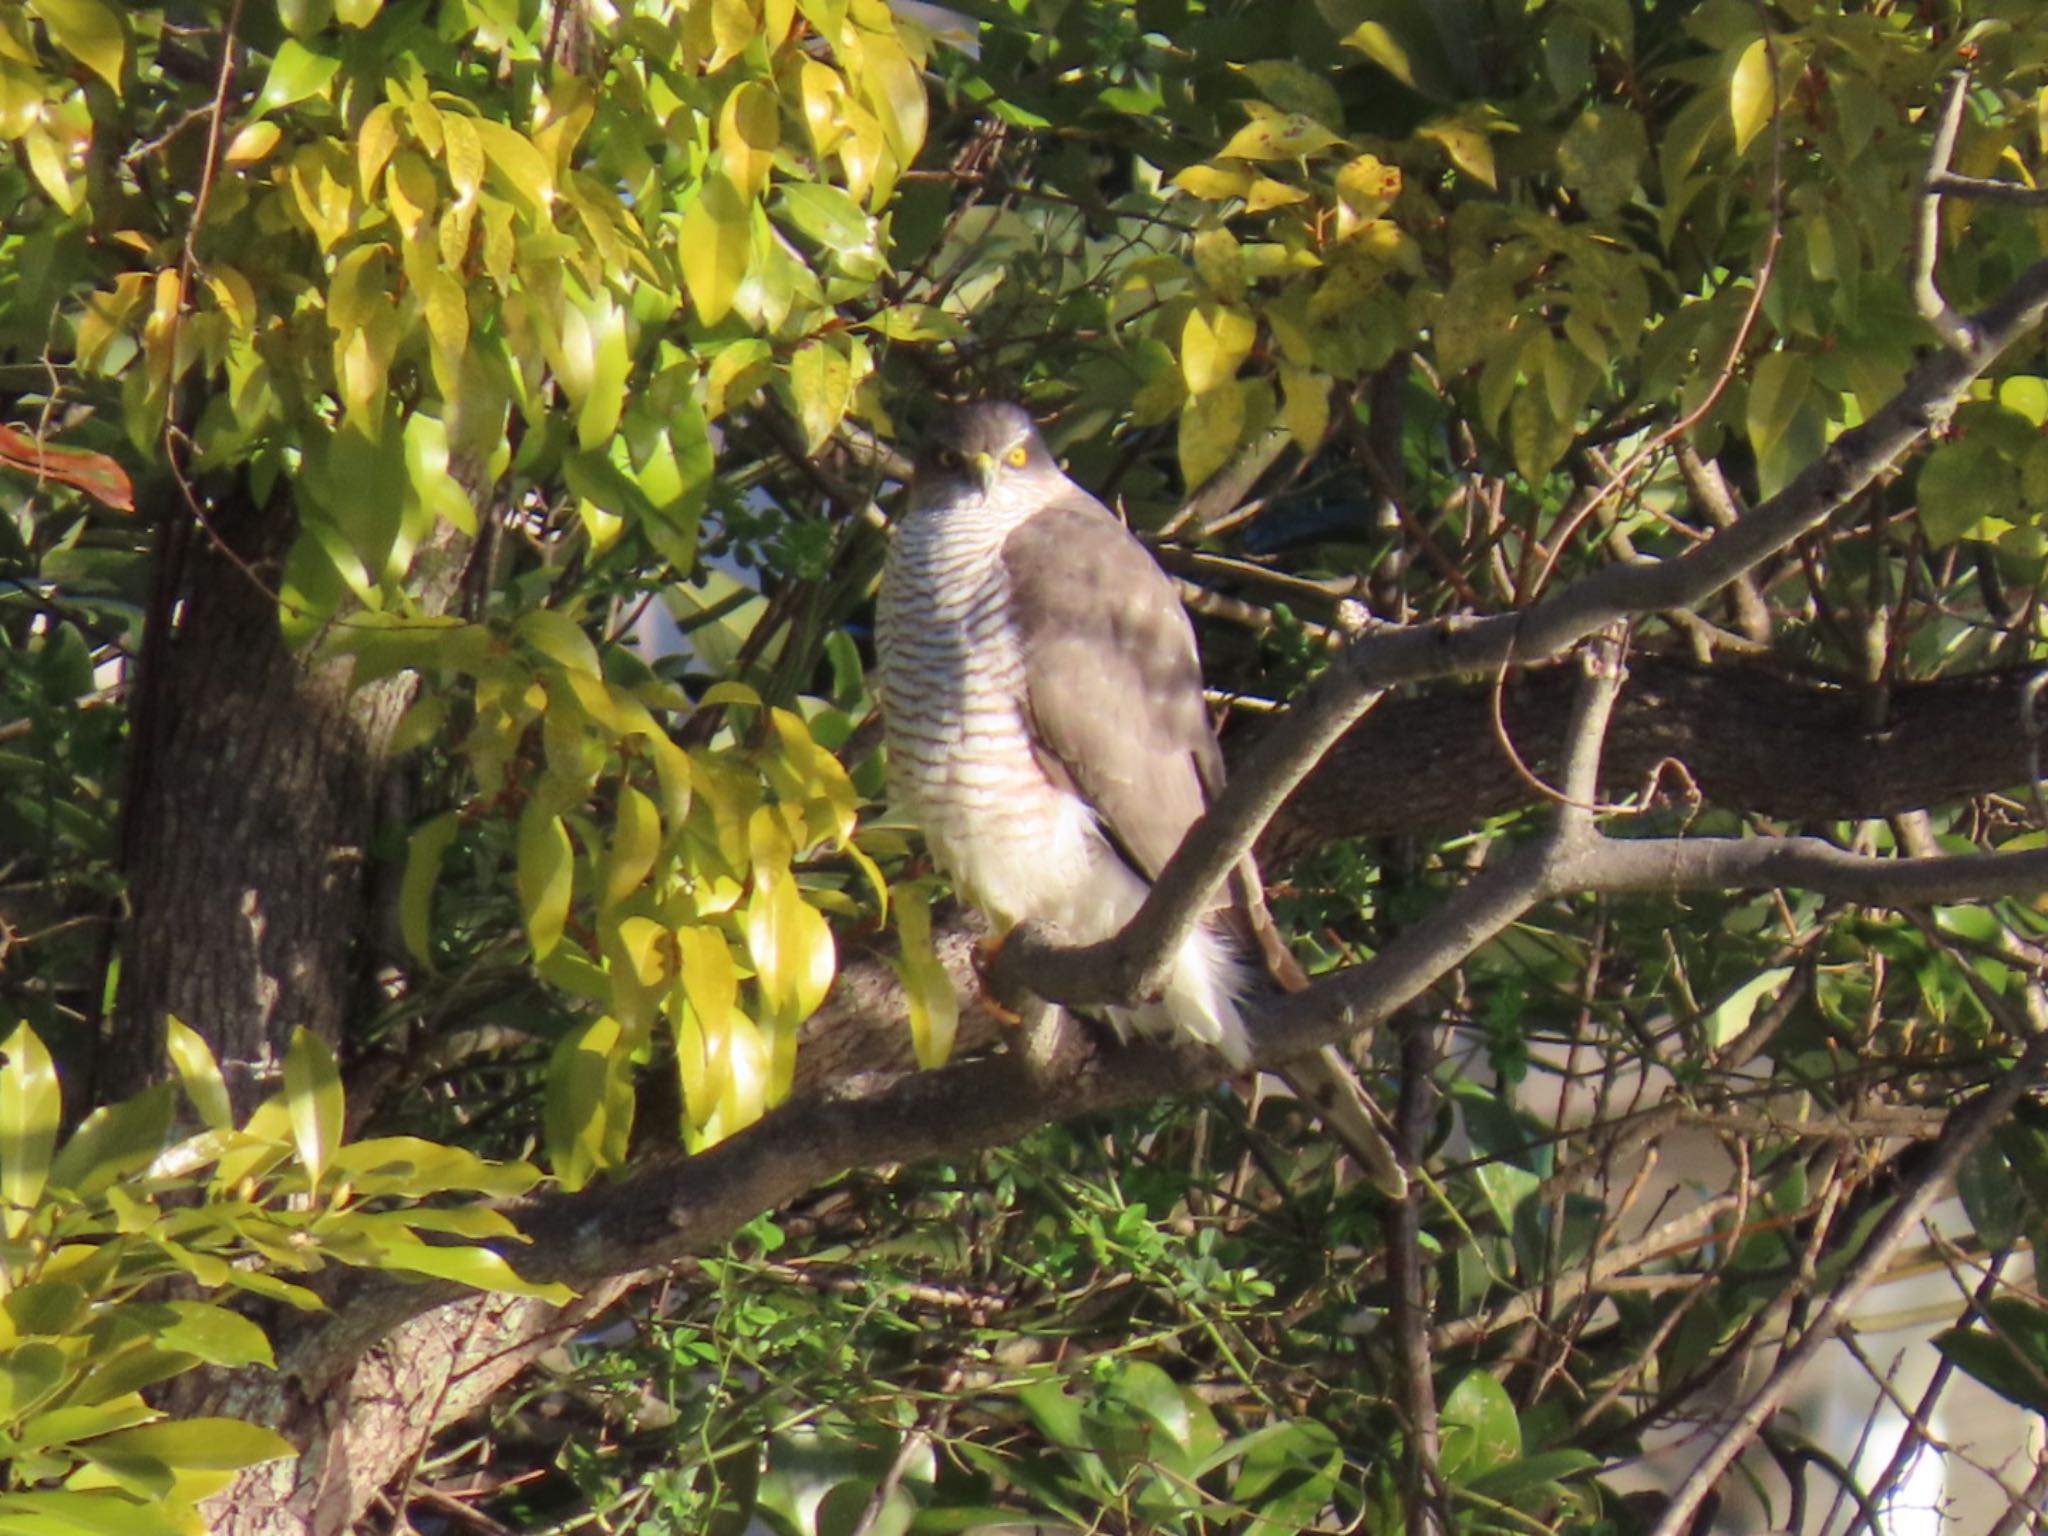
[875,401,1402,1195]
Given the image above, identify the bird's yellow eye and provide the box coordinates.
[1006,445,1029,467]
[936,448,963,469]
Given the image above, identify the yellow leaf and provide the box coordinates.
[517,802,574,960]
[679,172,751,327]
[719,80,779,201]
[357,102,399,193]
[1342,21,1418,90]
[1179,380,1247,492]
[1729,37,1774,155]
[1181,302,1256,396]
[1217,112,1340,161]
[225,120,281,166]
[799,60,847,159]
[442,112,484,204]
[1172,162,1254,200]
[1279,363,1330,452]
[1746,349,1810,464]
[1243,178,1308,213]
[747,871,836,1028]
[1419,118,1496,188]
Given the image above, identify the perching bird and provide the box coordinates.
[875,401,1404,1197]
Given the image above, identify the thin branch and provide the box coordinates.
[1912,70,1977,353]
[1644,1023,2048,1536]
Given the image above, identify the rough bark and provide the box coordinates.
[110,485,468,1109]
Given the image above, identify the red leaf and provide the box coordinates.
[0,422,134,513]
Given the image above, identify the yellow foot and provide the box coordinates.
[972,933,1023,1025]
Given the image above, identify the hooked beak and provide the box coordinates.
[969,450,998,496]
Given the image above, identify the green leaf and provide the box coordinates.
[517,802,574,961]
[0,1342,67,1420]
[1919,438,2020,547]
[1439,1370,1521,1480]
[163,1018,232,1132]
[28,0,124,94]
[47,1085,173,1197]
[0,1022,61,1236]
[256,38,340,115]
[281,1028,343,1187]
[115,1301,273,1370]
[1728,37,1775,155]
[1935,1316,2048,1416]
[1746,351,1810,466]
[399,811,461,966]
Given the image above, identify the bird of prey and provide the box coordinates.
[875,401,1403,1196]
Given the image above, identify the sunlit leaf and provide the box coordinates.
[281,1028,343,1187]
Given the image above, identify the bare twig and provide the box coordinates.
[1912,70,1978,353]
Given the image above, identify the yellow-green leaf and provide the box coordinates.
[362,1234,572,1301]
[30,0,124,94]
[85,1417,294,1471]
[516,607,602,675]
[679,172,751,327]
[281,1028,343,1187]
[894,886,957,1069]
[257,38,339,114]
[601,785,661,909]
[0,1022,60,1236]
[1729,37,1774,155]
[517,802,574,961]
[544,1015,628,1191]
[164,1016,232,1131]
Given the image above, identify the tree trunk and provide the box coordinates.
[109,484,465,1109]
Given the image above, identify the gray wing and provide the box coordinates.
[1000,494,1224,882]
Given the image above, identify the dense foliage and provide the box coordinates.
[5,0,2048,1532]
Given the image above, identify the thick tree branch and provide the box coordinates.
[1260,658,2040,862]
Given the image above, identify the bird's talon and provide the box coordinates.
[972,935,1023,1025]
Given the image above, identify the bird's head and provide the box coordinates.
[913,401,1054,504]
